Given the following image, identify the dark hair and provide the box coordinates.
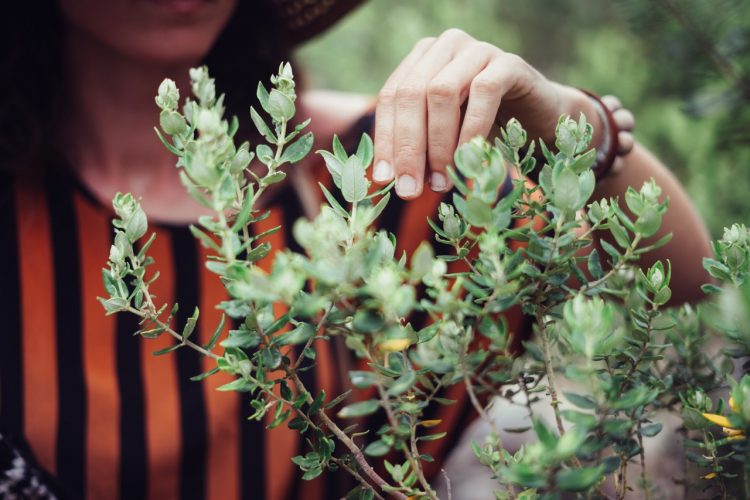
[0,1,293,174]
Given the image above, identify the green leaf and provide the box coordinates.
[250,106,277,143]
[274,323,315,346]
[553,167,580,212]
[364,439,391,457]
[458,196,492,228]
[341,156,368,203]
[261,171,287,186]
[268,89,295,122]
[318,151,344,188]
[220,329,261,349]
[318,182,349,218]
[410,241,435,281]
[181,307,200,342]
[230,189,255,233]
[563,391,597,409]
[608,218,630,248]
[217,377,254,392]
[189,225,221,252]
[324,389,352,410]
[280,132,313,164]
[152,342,183,356]
[204,314,226,350]
[600,239,621,260]
[639,422,663,437]
[587,248,603,279]
[386,369,416,396]
[257,82,271,114]
[352,311,385,334]
[417,432,447,442]
[309,390,326,414]
[355,133,374,168]
[634,205,662,238]
[256,144,274,165]
[349,371,378,389]
[332,134,348,162]
[555,465,604,491]
[190,366,220,382]
[154,127,184,157]
[337,399,380,418]
[302,467,323,481]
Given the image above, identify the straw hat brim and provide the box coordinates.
[273,0,367,45]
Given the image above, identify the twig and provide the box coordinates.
[332,457,386,500]
[288,371,407,500]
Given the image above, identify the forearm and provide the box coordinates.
[557,86,713,303]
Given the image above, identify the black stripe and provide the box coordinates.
[0,175,23,435]
[170,228,208,500]
[47,173,86,499]
[116,309,147,499]
[434,392,474,472]
[239,394,266,500]
[238,222,266,500]
[280,195,322,500]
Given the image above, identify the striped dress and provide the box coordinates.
[0,115,528,500]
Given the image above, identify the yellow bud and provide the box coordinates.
[420,419,443,428]
[379,338,410,353]
[702,473,718,480]
[702,412,732,428]
[729,396,738,414]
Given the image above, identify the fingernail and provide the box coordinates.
[373,160,393,182]
[396,175,417,197]
[430,172,447,191]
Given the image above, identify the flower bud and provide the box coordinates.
[504,118,527,149]
[155,78,180,111]
[640,180,662,203]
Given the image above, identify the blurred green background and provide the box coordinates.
[295,0,750,236]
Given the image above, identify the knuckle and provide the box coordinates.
[471,75,500,96]
[477,41,501,55]
[427,79,458,102]
[501,53,532,77]
[378,86,397,104]
[414,36,436,49]
[395,141,421,160]
[441,28,469,41]
[396,82,425,102]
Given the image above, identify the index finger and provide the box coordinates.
[373,37,436,186]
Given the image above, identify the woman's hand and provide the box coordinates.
[372,28,568,199]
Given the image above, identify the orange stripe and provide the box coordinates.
[142,227,182,500]
[197,243,240,500]
[16,180,58,475]
[74,193,121,499]
[254,208,302,500]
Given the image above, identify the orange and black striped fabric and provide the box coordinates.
[0,114,528,500]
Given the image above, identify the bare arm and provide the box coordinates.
[558,87,713,303]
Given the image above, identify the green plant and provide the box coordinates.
[100,64,749,499]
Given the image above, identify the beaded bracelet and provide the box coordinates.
[579,89,636,180]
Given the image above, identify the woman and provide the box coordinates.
[0,0,711,499]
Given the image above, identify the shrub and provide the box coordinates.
[100,64,749,499]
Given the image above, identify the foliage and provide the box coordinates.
[297,0,750,239]
[99,65,749,499]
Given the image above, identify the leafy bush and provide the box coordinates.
[100,65,749,499]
